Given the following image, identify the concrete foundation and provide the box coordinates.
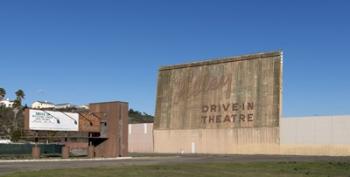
[154,128,279,154]
[154,129,350,156]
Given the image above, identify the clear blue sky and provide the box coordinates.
[1,0,349,116]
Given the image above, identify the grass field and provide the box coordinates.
[3,161,350,177]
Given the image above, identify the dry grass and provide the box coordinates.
[3,161,350,177]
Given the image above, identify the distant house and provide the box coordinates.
[78,104,89,109]
[31,101,55,109]
[31,101,88,110]
[55,103,75,109]
[0,98,14,108]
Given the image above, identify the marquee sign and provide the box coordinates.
[29,109,79,131]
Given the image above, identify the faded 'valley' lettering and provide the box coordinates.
[173,74,232,104]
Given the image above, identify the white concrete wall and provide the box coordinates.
[281,115,350,145]
[128,123,154,153]
[130,115,350,156]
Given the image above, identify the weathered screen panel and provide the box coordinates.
[154,51,282,130]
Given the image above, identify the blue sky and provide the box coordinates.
[0,0,349,116]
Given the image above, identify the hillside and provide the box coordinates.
[128,109,154,124]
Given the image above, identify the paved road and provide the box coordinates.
[1,155,350,176]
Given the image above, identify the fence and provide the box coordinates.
[0,144,63,156]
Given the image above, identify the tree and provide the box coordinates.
[12,100,21,108]
[10,129,22,142]
[0,106,15,136]
[12,89,25,135]
[0,88,6,100]
[128,108,154,123]
[0,89,25,141]
[14,89,25,108]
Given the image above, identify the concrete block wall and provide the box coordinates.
[128,123,154,153]
[280,115,350,156]
[132,115,350,156]
[281,115,350,145]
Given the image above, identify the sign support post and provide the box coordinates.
[32,131,40,159]
[62,131,69,159]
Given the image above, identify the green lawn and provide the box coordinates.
[4,162,350,177]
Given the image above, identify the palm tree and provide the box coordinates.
[14,89,25,108]
[12,99,21,108]
[0,88,6,100]
[12,89,25,137]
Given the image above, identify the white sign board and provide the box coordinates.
[29,109,79,131]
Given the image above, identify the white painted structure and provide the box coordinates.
[279,115,350,156]
[78,105,89,109]
[128,115,350,156]
[0,98,14,108]
[54,103,75,109]
[128,123,154,153]
[31,101,87,110]
[281,115,350,145]
[31,101,55,109]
